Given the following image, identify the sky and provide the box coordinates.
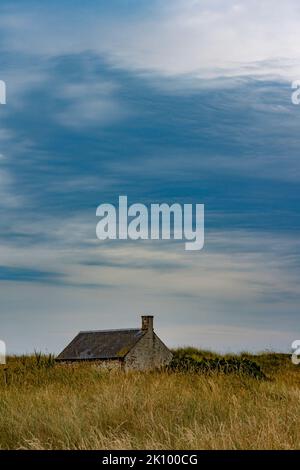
[0,0,300,354]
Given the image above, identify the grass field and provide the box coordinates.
[0,350,299,450]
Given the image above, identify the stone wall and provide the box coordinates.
[124,330,173,371]
[58,359,122,371]
[92,359,122,371]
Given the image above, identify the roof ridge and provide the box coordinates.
[78,328,142,334]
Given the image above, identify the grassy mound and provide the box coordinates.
[168,348,267,379]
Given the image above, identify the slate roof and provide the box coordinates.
[56,328,146,361]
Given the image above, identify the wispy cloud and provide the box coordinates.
[1,1,300,81]
[55,79,128,129]
[0,265,64,283]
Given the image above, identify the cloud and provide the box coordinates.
[161,323,297,353]
[1,207,299,306]
[0,265,64,283]
[100,0,300,81]
[0,209,299,353]
[55,80,128,129]
[0,166,22,209]
[1,1,300,81]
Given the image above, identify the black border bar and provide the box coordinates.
[0,450,299,466]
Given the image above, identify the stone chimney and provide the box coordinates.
[141,315,154,331]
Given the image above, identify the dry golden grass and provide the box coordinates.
[0,353,299,450]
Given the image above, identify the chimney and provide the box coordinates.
[141,315,154,331]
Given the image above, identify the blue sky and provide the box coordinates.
[0,0,299,353]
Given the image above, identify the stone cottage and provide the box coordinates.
[56,315,173,371]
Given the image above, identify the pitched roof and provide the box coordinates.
[56,328,146,361]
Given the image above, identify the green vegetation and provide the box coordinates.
[168,349,266,379]
[0,349,299,449]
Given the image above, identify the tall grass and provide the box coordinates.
[0,351,299,449]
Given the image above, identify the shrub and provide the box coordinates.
[168,350,266,379]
